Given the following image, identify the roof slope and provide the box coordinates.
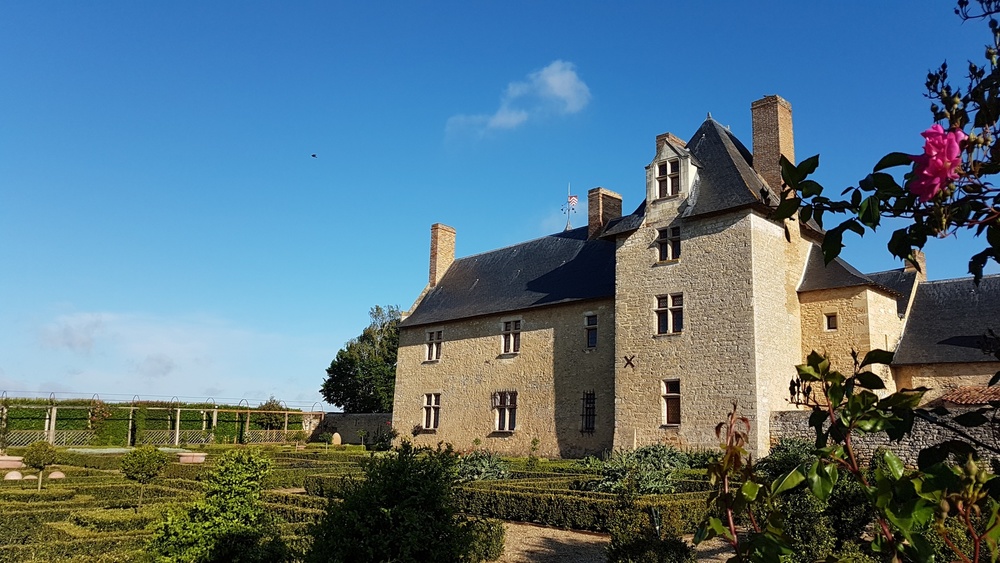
[797,245,898,294]
[400,226,615,328]
[682,118,779,219]
[894,275,1000,365]
[867,268,918,316]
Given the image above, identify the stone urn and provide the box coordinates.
[0,456,24,469]
[177,452,207,464]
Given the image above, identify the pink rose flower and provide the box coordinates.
[909,124,966,202]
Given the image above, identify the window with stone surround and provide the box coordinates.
[581,390,596,433]
[585,314,598,348]
[422,393,440,430]
[656,227,681,261]
[426,330,442,361]
[661,379,680,426]
[825,313,838,331]
[502,320,522,354]
[655,294,684,334]
[492,390,517,432]
[657,159,680,198]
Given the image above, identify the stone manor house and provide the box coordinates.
[391,95,1000,458]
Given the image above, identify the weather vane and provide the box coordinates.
[562,183,578,231]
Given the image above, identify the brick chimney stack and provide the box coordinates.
[588,187,622,239]
[429,223,456,287]
[750,95,795,192]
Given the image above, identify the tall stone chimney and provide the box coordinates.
[751,95,795,192]
[904,248,928,281]
[429,223,455,287]
[588,187,622,239]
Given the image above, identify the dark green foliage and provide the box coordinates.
[256,396,285,430]
[606,506,695,563]
[320,305,400,413]
[121,445,169,510]
[0,488,77,502]
[467,518,506,562]
[148,448,288,562]
[23,440,57,491]
[596,445,691,494]
[308,441,484,562]
[368,422,398,451]
[753,438,815,482]
[765,492,835,563]
[456,449,511,482]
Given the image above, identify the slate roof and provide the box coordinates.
[681,118,780,219]
[867,268,919,316]
[797,246,903,302]
[893,274,1000,365]
[400,226,615,328]
[937,386,1000,405]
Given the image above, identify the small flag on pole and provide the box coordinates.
[568,195,579,206]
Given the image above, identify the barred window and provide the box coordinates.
[492,390,518,432]
[422,393,441,430]
[581,391,596,434]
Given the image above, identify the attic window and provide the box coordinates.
[657,160,680,198]
[825,313,838,331]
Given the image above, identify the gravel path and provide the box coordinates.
[498,522,731,562]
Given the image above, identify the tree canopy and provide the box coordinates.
[320,305,400,413]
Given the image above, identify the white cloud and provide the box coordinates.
[39,312,109,354]
[447,60,591,136]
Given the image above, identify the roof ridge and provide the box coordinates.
[452,226,589,262]
[920,273,1000,285]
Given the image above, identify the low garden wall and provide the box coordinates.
[771,406,1000,466]
[314,413,392,445]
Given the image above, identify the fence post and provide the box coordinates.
[126,408,134,447]
[174,408,181,446]
[48,406,58,445]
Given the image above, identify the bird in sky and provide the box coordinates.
[311,154,317,158]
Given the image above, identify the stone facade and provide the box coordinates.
[392,94,978,459]
[393,299,616,458]
[895,363,1000,403]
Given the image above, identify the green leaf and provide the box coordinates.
[806,460,836,501]
[771,466,806,495]
[990,371,1000,387]
[873,151,913,172]
[799,180,823,198]
[741,480,761,502]
[855,371,886,390]
[858,195,881,229]
[780,155,801,189]
[860,349,894,368]
[773,196,803,220]
[798,154,820,177]
[796,363,821,381]
[822,229,844,264]
[883,450,905,480]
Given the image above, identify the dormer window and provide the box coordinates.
[657,160,680,198]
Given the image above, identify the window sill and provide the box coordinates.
[496,353,520,359]
[583,347,597,353]
[421,359,440,365]
[414,428,437,434]
[488,430,515,437]
[653,332,683,339]
[654,259,680,267]
[654,194,681,202]
[659,424,680,429]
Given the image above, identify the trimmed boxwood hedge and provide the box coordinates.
[0,488,77,502]
[303,473,363,498]
[455,483,710,533]
[0,534,149,561]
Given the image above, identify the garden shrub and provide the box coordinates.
[307,441,487,562]
[456,449,510,482]
[606,505,695,563]
[23,440,57,491]
[148,448,288,562]
[595,445,692,495]
[71,507,159,532]
[467,517,505,562]
[302,473,361,498]
[120,445,168,511]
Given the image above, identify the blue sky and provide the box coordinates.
[1,1,995,409]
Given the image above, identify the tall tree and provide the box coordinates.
[321,305,400,413]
